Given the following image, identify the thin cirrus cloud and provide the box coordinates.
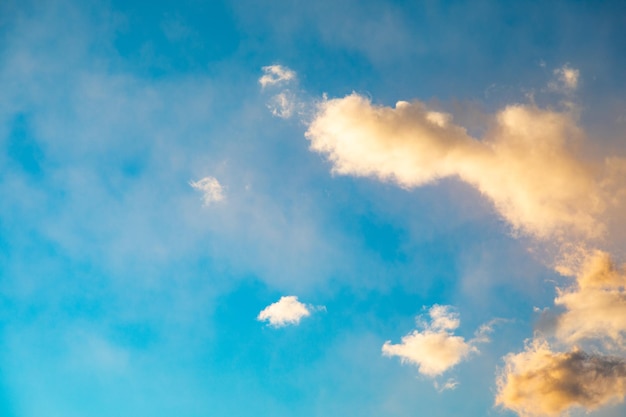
[257,296,322,328]
[382,305,492,377]
[189,176,225,206]
[293,63,626,416]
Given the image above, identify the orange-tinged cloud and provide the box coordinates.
[306,94,623,241]
[497,341,626,417]
[554,250,626,347]
[299,68,626,415]
[382,305,491,377]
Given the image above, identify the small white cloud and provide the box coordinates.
[382,305,489,377]
[268,91,296,118]
[259,65,296,88]
[190,176,225,206]
[434,378,459,392]
[257,296,319,327]
[550,64,580,92]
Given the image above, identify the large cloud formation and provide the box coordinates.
[498,249,626,415]
[497,341,626,417]
[306,94,625,242]
[302,67,626,416]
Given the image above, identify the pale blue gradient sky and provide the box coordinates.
[1,1,625,416]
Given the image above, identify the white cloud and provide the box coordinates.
[257,296,318,327]
[267,91,296,118]
[497,340,626,417]
[190,176,225,206]
[552,64,580,92]
[259,65,296,88]
[428,304,461,331]
[301,74,626,415]
[306,94,625,242]
[553,250,626,347]
[434,378,459,392]
[382,305,488,377]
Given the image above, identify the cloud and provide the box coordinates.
[267,91,296,118]
[551,64,580,92]
[496,340,626,417]
[257,296,318,327]
[297,69,626,414]
[190,176,225,206]
[259,65,300,119]
[258,65,296,88]
[306,93,624,242]
[552,250,626,347]
[434,378,459,392]
[382,305,488,377]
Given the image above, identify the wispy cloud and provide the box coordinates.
[267,91,296,118]
[258,65,296,88]
[434,378,459,392]
[259,65,300,119]
[190,176,225,206]
[550,64,580,93]
[257,296,322,328]
[382,305,490,377]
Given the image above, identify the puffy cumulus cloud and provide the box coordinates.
[299,73,626,414]
[257,296,321,328]
[496,341,626,417]
[306,93,624,242]
[258,65,296,88]
[553,250,626,347]
[189,176,225,206]
[382,305,490,377]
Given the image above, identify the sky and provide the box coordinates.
[1,0,626,416]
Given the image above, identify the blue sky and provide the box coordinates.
[1,1,626,416]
